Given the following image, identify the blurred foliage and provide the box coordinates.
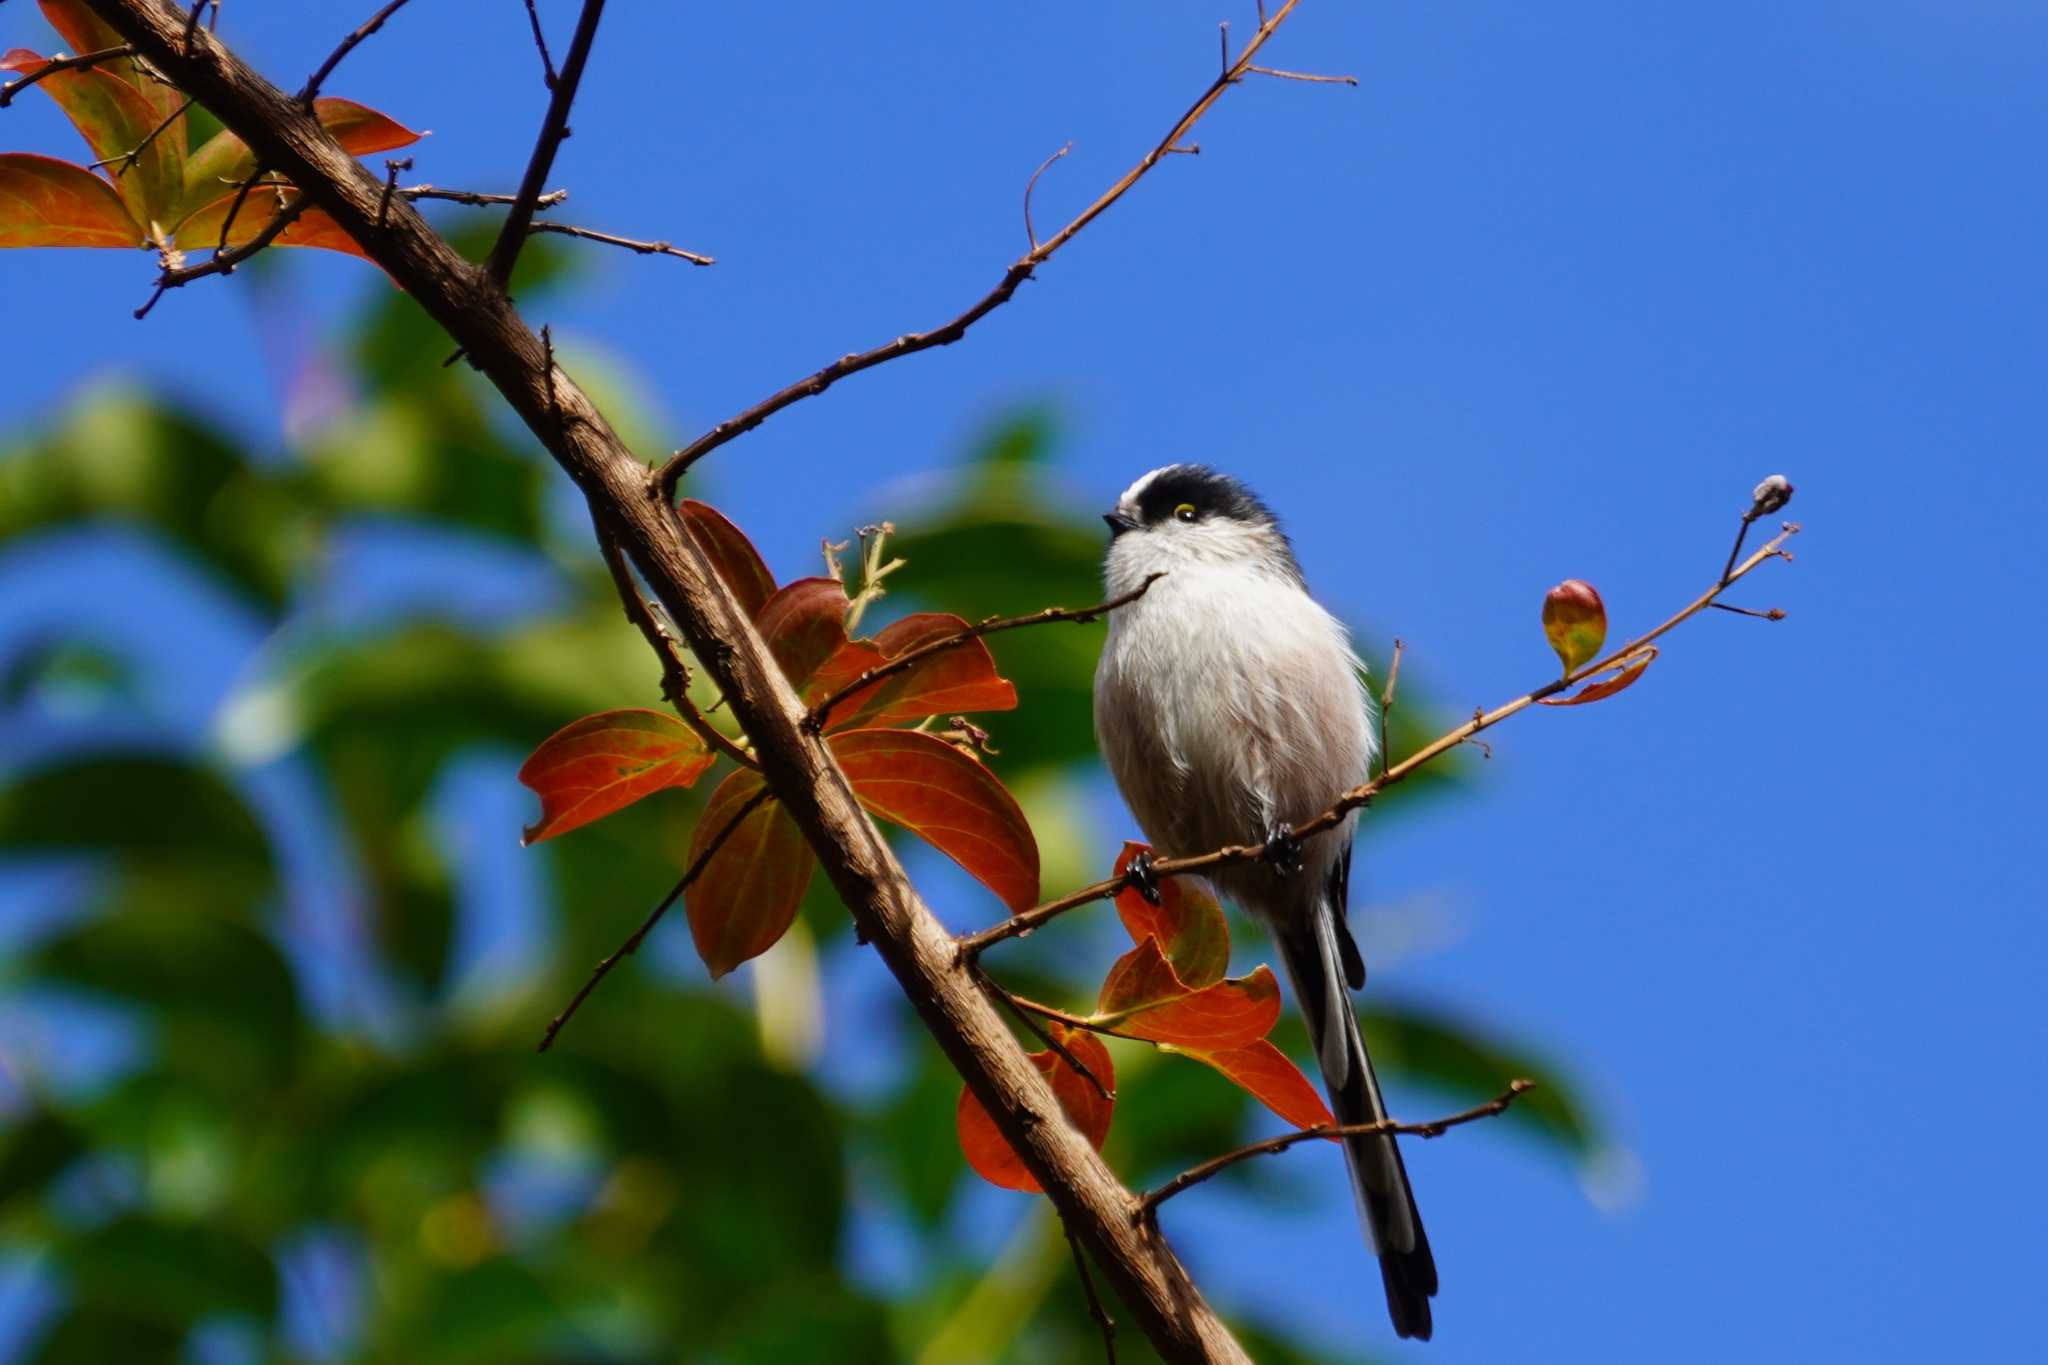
[0,253,1598,1363]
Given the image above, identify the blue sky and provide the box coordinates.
[5,2,2046,1360]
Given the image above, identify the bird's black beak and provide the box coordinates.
[1103,509,1138,539]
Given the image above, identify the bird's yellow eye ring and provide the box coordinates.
[1174,503,1197,522]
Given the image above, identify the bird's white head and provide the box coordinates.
[1101,464,1304,594]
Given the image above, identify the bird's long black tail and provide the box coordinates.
[1272,910,1437,1341]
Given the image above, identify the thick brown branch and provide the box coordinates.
[299,0,417,105]
[485,0,604,286]
[958,519,1799,959]
[0,45,135,108]
[654,0,1319,493]
[806,573,1162,733]
[536,785,770,1052]
[528,220,714,265]
[1138,1081,1534,1222]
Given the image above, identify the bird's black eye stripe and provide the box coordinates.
[1135,464,1274,528]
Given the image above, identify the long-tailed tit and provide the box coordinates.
[1093,465,1435,1340]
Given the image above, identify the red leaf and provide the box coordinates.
[1,51,182,230]
[170,190,373,260]
[1111,841,1230,989]
[1186,1040,1335,1131]
[1538,646,1657,708]
[1094,940,1280,1052]
[685,770,816,978]
[517,709,715,845]
[809,612,1019,730]
[956,1025,1114,1192]
[34,2,182,123]
[180,98,421,221]
[830,728,1039,912]
[755,577,866,692]
[678,499,776,621]
[0,152,141,247]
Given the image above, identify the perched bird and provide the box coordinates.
[1093,464,1435,1340]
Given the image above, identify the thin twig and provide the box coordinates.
[1,46,136,108]
[527,220,714,265]
[536,784,772,1051]
[403,184,567,209]
[1065,1222,1118,1364]
[376,156,411,228]
[593,520,760,771]
[958,517,1801,960]
[1243,65,1358,85]
[974,965,1115,1101]
[89,93,195,176]
[806,573,1162,733]
[520,0,559,88]
[213,166,268,253]
[1378,636,1404,782]
[183,1,219,57]
[1137,1081,1534,1223]
[1707,601,1786,620]
[486,0,606,287]
[997,987,1147,1045]
[136,192,310,319]
[299,0,419,105]
[656,0,1320,492]
[1023,141,1073,251]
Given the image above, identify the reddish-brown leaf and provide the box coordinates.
[808,612,1019,730]
[1186,1040,1336,1131]
[685,770,816,978]
[956,1025,1115,1192]
[830,727,1039,912]
[678,499,777,621]
[170,190,373,260]
[180,98,422,222]
[35,2,182,123]
[1,50,182,231]
[755,577,866,692]
[1111,841,1230,989]
[1094,939,1280,1051]
[516,709,715,845]
[1538,646,1657,708]
[0,152,141,247]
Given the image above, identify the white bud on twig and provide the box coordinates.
[1750,474,1795,517]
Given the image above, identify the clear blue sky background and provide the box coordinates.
[4,2,2045,1360]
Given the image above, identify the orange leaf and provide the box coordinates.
[1094,940,1280,1052]
[756,577,869,692]
[517,709,715,845]
[170,189,373,260]
[830,727,1039,912]
[0,152,141,247]
[35,2,183,123]
[1538,646,1657,707]
[1111,841,1230,989]
[180,98,421,220]
[956,1025,1114,1192]
[684,770,815,978]
[678,499,777,621]
[1186,1040,1335,1131]
[809,612,1019,730]
[1,50,182,230]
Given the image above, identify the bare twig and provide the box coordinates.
[593,522,759,771]
[485,0,606,287]
[1065,1222,1119,1364]
[1137,1081,1534,1222]
[212,166,267,253]
[974,965,1115,1101]
[655,0,1321,493]
[994,986,1147,1045]
[1,45,135,108]
[520,0,559,88]
[376,155,410,228]
[806,573,1162,733]
[182,1,219,56]
[1377,636,1404,782]
[1243,65,1358,85]
[299,0,418,105]
[136,191,309,318]
[958,517,1801,959]
[1024,141,1073,250]
[89,93,195,176]
[403,184,566,209]
[536,785,771,1051]
[527,220,714,265]
[1707,602,1786,621]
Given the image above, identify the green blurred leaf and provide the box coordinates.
[58,1216,277,1328]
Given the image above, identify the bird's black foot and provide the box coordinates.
[1264,824,1303,877]
[1126,850,1163,906]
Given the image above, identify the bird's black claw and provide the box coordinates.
[1264,824,1303,877]
[1126,850,1163,906]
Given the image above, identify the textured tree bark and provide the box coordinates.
[83,3,1251,1359]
